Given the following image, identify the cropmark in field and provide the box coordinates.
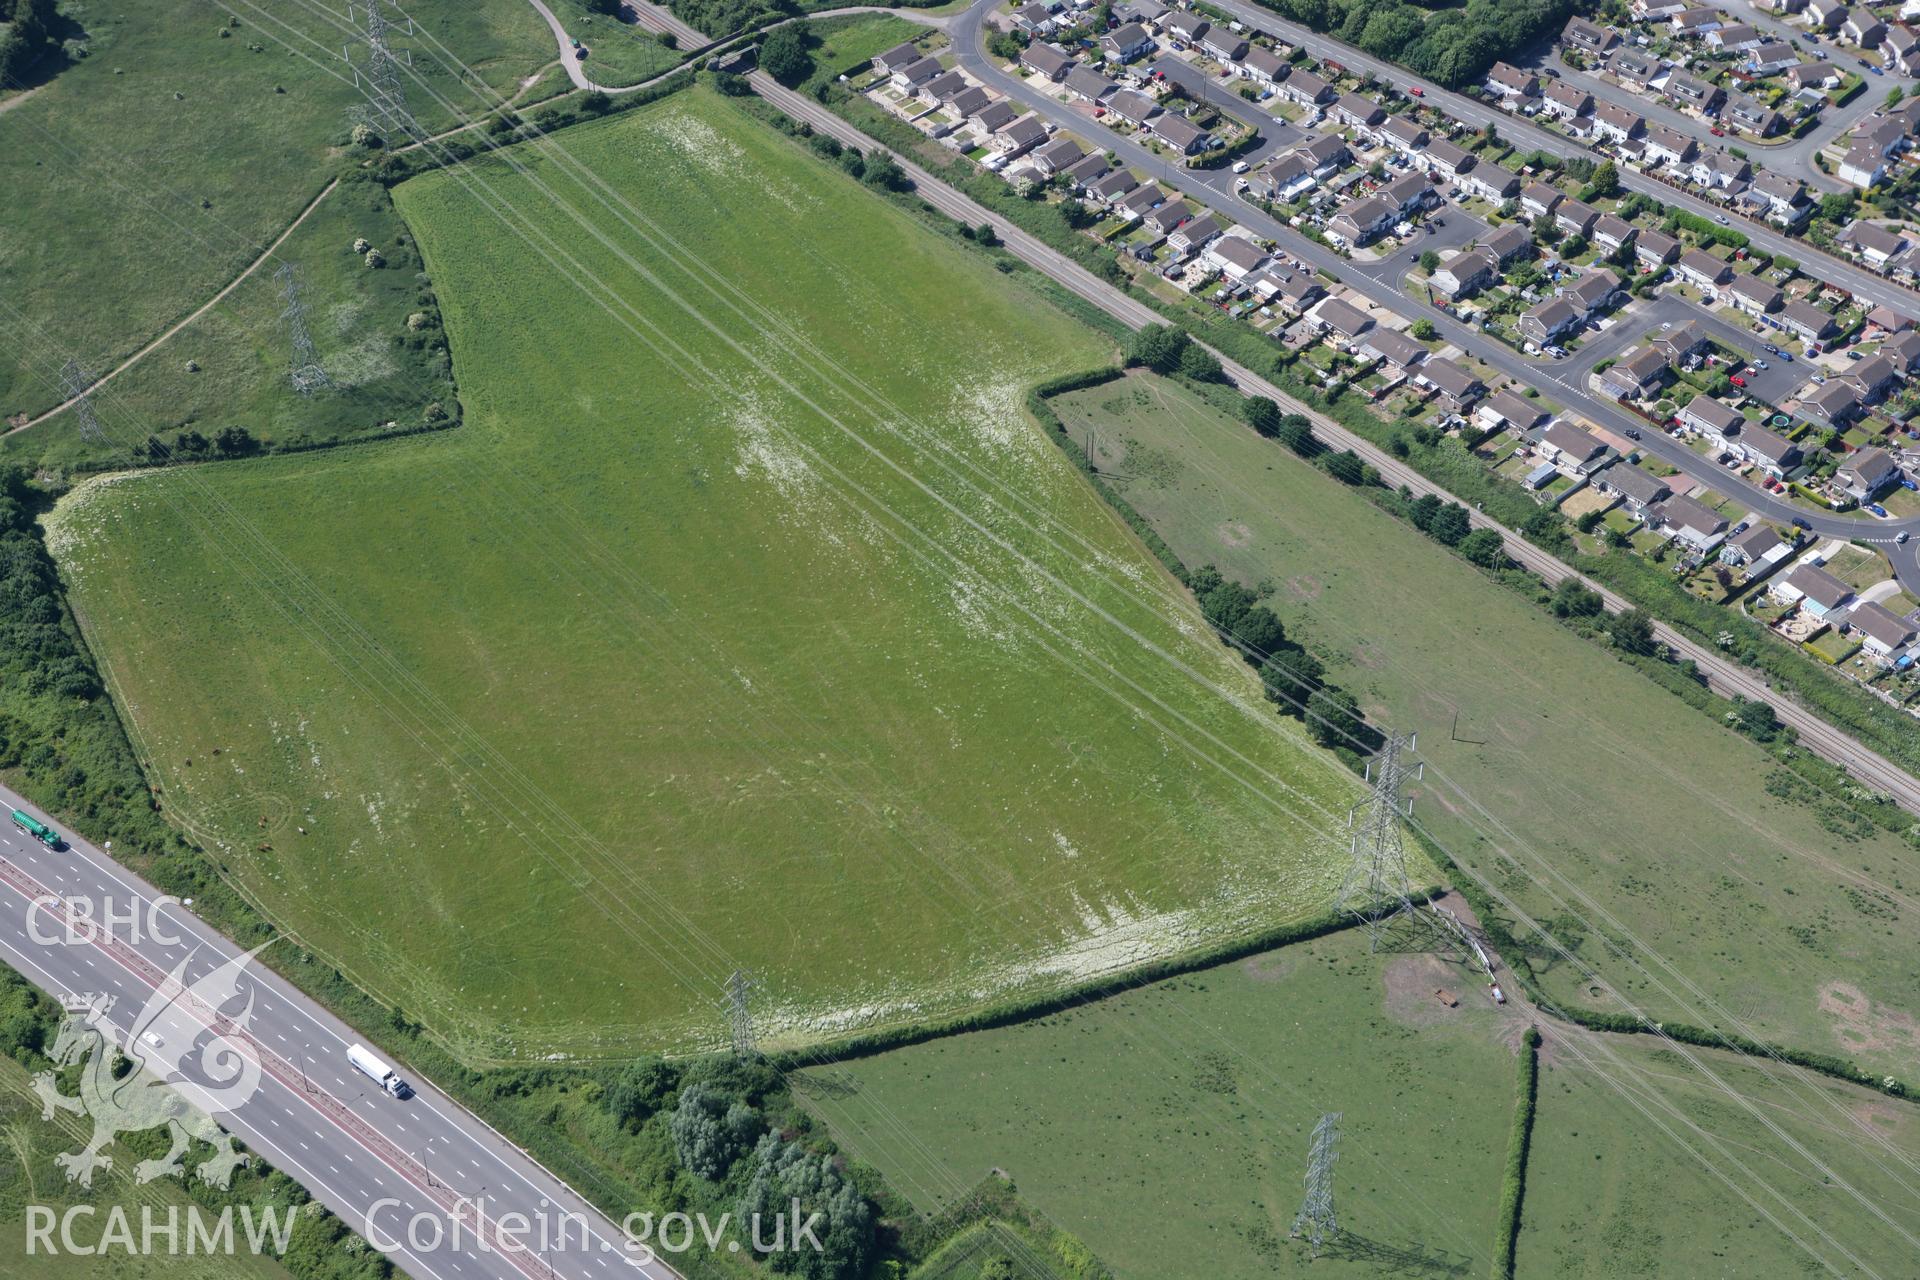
[50,90,1361,1061]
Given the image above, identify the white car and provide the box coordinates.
[1231,159,1251,173]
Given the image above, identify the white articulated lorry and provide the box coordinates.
[347,1043,413,1099]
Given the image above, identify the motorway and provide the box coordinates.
[0,777,678,1280]
[947,0,1920,589]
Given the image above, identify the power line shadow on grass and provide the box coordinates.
[1322,1230,1473,1277]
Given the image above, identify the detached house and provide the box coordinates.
[1655,494,1730,551]
[1152,111,1213,155]
[1843,12,1888,46]
[1487,61,1540,99]
[1203,232,1268,279]
[1666,74,1724,115]
[1653,320,1709,363]
[1063,65,1117,103]
[1835,446,1902,499]
[1677,393,1745,443]
[1733,423,1803,476]
[1416,358,1486,409]
[1709,22,1764,50]
[1841,220,1912,268]
[1748,41,1802,73]
[1327,195,1399,247]
[1563,16,1618,53]
[1431,246,1499,297]
[1308,296,1375,341]
[1539,420,1611,475]
[1476,389,1551,432]
[1600,345,1671,399]
[1519,294,1586,346]
[1843,352,1902,403]
[1775,563,1856,617]
[1608,48,1662,87]
[1796,378,1862,427]
[1597,464,1673,516]
[1847,602,1918,659]
[1102,22,1154,61]
[1019,43,1075,81]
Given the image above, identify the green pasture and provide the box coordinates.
[50,90,1359,1061]
[1047,374,1920,1080]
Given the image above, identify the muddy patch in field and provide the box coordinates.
[1217,520,1253,548]
[1240,950,1298,984]
[1283,573,1323,602]
[1383,953,1480,1029]
[1819,981,1920,1058]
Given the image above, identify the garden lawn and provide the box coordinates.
[0,0,552,423]
[1516,1032,1920,1278]
[1047,374,1920,1081]
[49,90,1358,1062]
[800,927,1520,1280]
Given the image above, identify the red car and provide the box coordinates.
[1730,375,1747,387]
[1709,126,1725,136]
[1409,86,1424,97]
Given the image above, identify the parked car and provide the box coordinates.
[1792,517,1812,530]
[1409,86,1424,97]
[1232,159,1251,173]
[1867,503,1890,517]
[1730,375,1747,387]
[1624,427,1641,440]
[1756,360,1769,370]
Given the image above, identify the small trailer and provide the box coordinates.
[1488,982,1507,1005]
[1433,988,1458,1008]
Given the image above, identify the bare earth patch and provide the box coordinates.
[1283,573,1323,602]
[1818,981,1920,1059]
[1217,520,1253,548]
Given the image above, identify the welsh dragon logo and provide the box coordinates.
[32,945,269,1190]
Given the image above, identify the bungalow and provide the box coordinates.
[1012,1,1058,33]
[1482,221,1534,263]
[1842,11,1888,46]
[1539,419,1611,474]
[972,99,1021,135]
[892,55,944,90]
[993,113,1051,158]
[871,41,926,76]
[1105,88,1161,127]
[1598,464,1673,515]
[1708,22,1765,50]
[1563,16,1618,52]
[1733,422,1803,475]
[1841,219,1911,268]
[1431,246,1499,297]
[1748,41,1802,73]
[1162,10,1209,43]
[1152,112,1214,155]
[1843,352,1901,402]
[1566,267,1624,313]
[1869,305,1916,333]
[1670,7,1722,37]
[1721,523,1793,577]
[1519,294,1586,345]
[1268,270,1326,314]
[1308,295,1376,341]
[1032,135,1086,175]
[1416,357,1486,408]
[1557,198,1600,238]
[1804,0,1846,30]
[1520,182,1564,219]
[1487,61,1539,98]
[1327,195,1400,247]
[1653,319,1710,363]
[1422,137,1478,182]
[1240,46,1289,86]
[1116,183,1165,221]
[1883,328,1920,372]
[1795,378,1862,427]
[1477,389,1552,432]
[1463,161,1521,202]
[1608,48,1663,87]
[1204,232,1268,280]
[950,85,995,118]
[1200,31,1250,63]
[1117,0,1168,23]
[1840,138,1888,187]
[1675,249,1734,290]
[1847,601,1918,658]
[1729,273,1785,315]
[1143,197,1192,234]
[1294,134,1352,176]
[1357,328,1429,371]
[1019,43,1075,81]
[1543,80,1594,119]
[1785,59,1841,90]
[1654,494,1729,550]
[1167,212,1223,256]
[1102,22,1154,61]
[1775,562,1856,617]
[1637,228,1683,267]
[1276,68,1334,106]
[1377,115,1429,154]
[1760,0,1808,11]
[1051,70,1108,106]
[1331,93,1386,129]
[1593,213,1639,253]
[1381,171,1438,215]
[921,70,969,102]
[1780,298,1837,342]
[1835,445,1902,498]
[1060,152,1111,189]
[1089,167,1141,204]
[1245,152,1313,201]
[1593,100,1648,142]
[1642,124,1699,166]
[1632,0,1688,16]
[1727,96,1782,137]
[1678,393,1745,443]
[1600,345,1671,399]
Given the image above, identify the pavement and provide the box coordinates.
[0,780,682,1280]
[948,0,1920,587]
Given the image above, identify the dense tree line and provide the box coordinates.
[0,0,59,88]
[1254,0,1576,89]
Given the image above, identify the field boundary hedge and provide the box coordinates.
[1492,1026,1541,1280]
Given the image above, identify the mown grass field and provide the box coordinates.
[802,927,1519,1279]
[1047,374,1920,1080]
[50,90,1360,1061]
[543,0,683,87]
[0,0,553,424]
[1516,1032,1920,1277]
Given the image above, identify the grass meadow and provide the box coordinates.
[49,90,1360,1062]
[800,927,1520,1279]
[0,0,553,424]
[1046,374,1920,1080]
[1516,1032,1920,1277]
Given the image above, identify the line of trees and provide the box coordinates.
[1253,0,1576,90]
[1492,1025,1542,1279]
[0,0,59,88]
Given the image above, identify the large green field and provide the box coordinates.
[0,0,554,426]
[1517,1032,1920,1277]
[802,926,1521,1279]
[49,90,1360,1061]
[1047,375,1920,1081]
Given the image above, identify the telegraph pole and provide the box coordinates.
[1338,732,1429,950]
[276,263,333,396]
[1290,1112,1341,1257]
